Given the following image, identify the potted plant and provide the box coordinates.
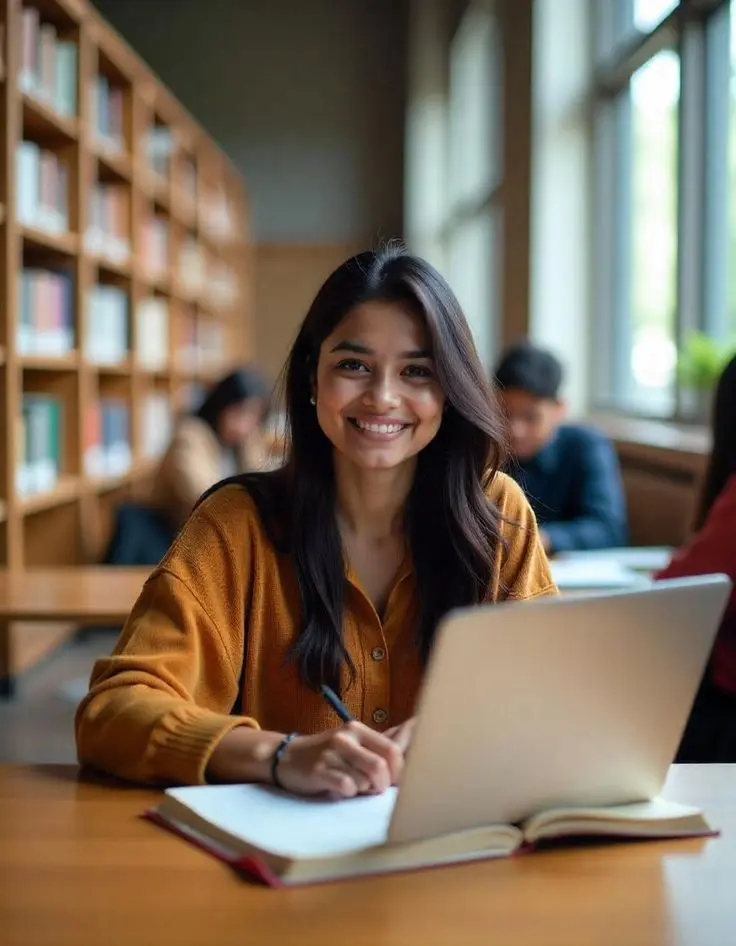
[677,332,734,423]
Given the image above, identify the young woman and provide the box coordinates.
[75,246,557,796]
[656,353,736,762]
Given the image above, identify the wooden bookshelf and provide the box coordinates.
[0,0,253,685]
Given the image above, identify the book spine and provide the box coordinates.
[54,41,78,117]
[83,400,103,478]
[19,7,40,94]
[38,22,57,103]
[16,140,40,226]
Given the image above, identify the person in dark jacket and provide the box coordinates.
[494,341,627,554]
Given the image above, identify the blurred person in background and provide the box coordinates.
[104,366,273,565]
[149,366,273,528]
[656,353,736,762]
[494,340,627,554]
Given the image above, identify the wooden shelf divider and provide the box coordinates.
[22,90,80,140]
[1,0,253,684]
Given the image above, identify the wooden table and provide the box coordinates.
[0,763,734,945]
[0,567,151,623]
[0,567,150,696]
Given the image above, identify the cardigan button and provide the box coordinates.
[370,646,386,661]
[372,708,388,725]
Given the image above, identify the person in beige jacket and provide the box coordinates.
[147,367,273,531]
[103,367,272,566]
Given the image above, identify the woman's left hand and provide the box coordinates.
[384,717,416,755]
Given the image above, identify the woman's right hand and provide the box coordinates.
[277,721,404,798]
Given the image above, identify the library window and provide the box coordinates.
[592,0,733,419]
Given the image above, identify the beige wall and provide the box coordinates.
[253,244,360,383]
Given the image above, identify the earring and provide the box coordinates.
[310,395,316,406]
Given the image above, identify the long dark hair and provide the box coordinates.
[242,245,508,692]
[695,353,736,530]
[195,367,270,437]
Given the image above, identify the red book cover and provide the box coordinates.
[142,807,286,888]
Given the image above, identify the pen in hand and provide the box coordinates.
[320,684,354,724]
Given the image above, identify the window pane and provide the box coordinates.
[624,51,680,414]
[448,3,501,209]
[447,209,500,374]
[634,0,677,33]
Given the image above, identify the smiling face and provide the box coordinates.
[313,300,445,472]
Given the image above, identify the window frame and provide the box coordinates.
[440,0,504,375]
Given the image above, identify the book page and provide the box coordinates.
[164,783,398,859]
[523,797,710,843]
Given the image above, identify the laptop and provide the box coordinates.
[389,573,732,844]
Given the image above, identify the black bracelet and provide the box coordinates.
[270,732,299,789]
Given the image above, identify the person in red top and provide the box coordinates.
[656,353,736,762]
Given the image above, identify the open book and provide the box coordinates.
[550,546,673,590]
[549,557,652,591]
[146,783,715,888]
[554,546,673,575]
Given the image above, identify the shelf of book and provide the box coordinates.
[1,0,253,685]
